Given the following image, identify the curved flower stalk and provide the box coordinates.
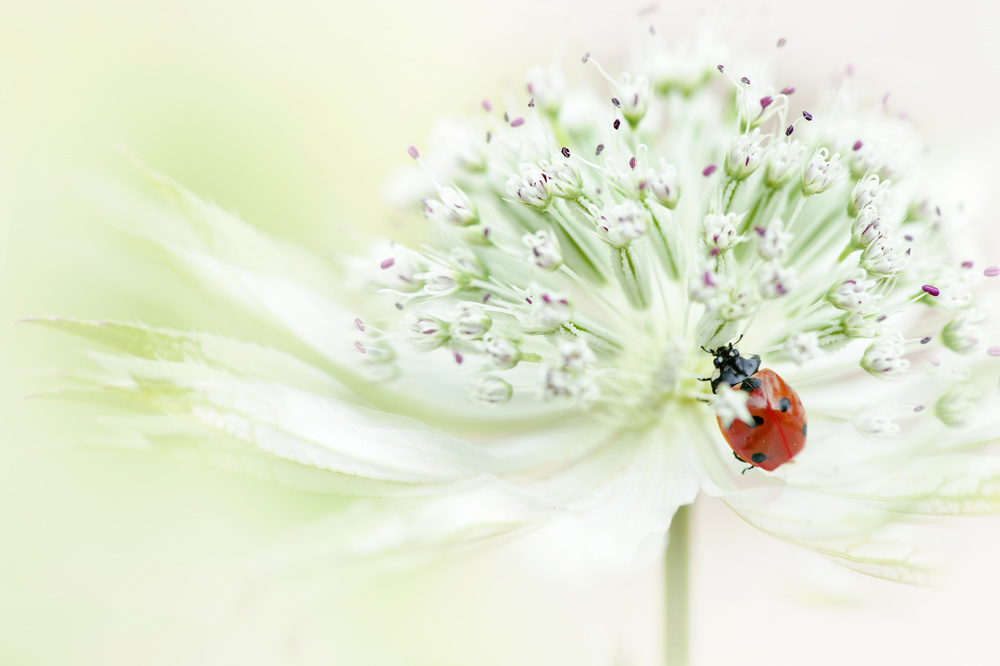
[34,40,1000,583]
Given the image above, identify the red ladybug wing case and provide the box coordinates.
[716,369,806,471]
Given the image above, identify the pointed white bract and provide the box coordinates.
[53,39,1000,582]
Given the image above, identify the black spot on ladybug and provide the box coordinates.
[802,423,808,436]
[751,452,766,464]
[752,415,765,427]
[741,377,762,393]
[778,397,791,412]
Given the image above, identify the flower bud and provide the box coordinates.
[472,376,513,405]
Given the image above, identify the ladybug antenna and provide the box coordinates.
[732,334,744,347]
[700,345,711,354]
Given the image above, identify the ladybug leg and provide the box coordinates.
[740,464,755,475]
[732,451,747,463]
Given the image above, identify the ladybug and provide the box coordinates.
[702,340,807,472]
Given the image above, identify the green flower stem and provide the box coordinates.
[665,504,690,666]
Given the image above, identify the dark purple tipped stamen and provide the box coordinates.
[394,302,404,310]
[581,52,590,63]
[914,405,925,412]
[802,110,813,121]
[703,164,717,177]
[528,98,535,108]
[454,351,463,365]
[407,146,419,160]
[777,37,787,47]
[380,258,395,270]
[596,143,605,156]
[741,76,751,85]
[561,146,571,158]
[486,131,492,143]
[354,318,365,332]
[760,96,773,109]
[853,140,864,151]
[922,285,940,297]
[717,64,725,73]
[504,111,510,122]
[511,117,525,127]
[920,336,932,344]
[354,341,366,354]
[962,260,974,269]
[781,86,795,95]
[613,119,621,130]
[629,156,637,169]
[785,125,794,136]
[611,97,621,108]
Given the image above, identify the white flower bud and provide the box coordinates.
[765,141,806,187]
[453,304,492,339]
[718,286,756,321]
[541,155,582,199]
[593,200,649,247]
[702,212,743,251]
[507,163,552,209]
[828,275,877,312]
[862,338,910,377]
[853,405,900,437]
[801,147,844,196]
[472,376,513,405]
[713,386,754,429]
[417,265,466,296]
[642,163,680,209]
[755,219,791,261]
[688,264,720,304]
[557,339,595,372]
[851,205,894,249]
[784,331,821,365]
[403,313,451,350]
[523,230,562,271]
[618,73,652,127]
[935,387,979,428]
[860,236,907,276]
[542,367,597,402]
[482,334,522,369]
[848,174,891,217]
[448,247,487,279]
[526,287,572,332]
[758,263,796,299]
[941,310,984,354]
[422,186,478,226]
[841,312,878,338]
[374,243,425,293]
[725,130,765,180]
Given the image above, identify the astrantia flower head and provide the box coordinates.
[42,34,1000,584]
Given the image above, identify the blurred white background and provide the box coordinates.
[2,1,1000,664]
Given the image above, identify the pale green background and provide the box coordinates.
[2,1,1000,664]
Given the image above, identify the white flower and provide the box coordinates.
[49,41,1000,585]
[724,129,765,180]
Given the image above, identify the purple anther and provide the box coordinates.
[454,351,464,365]
[988,347,1000,357]
[777,37,787,47]
[717,64,725,73]
[504,111,510,122]
[753,226,765,235]
[612,97,621,107]
[407,146,419,160]
[638,180,647,190]
[613,119,621,130]
[920,336,932,344]
[482,99,492,112]
[510,117,525,127]
[928,356,941,367]
[785,125,794,136]
[354,341,366,354]
[985,266,1000,277]
[760,96,773,109]
[629,156,637,169]
[802,110,813,121]
[525,297,532,304]
[922,285,940,297]
[395,302,404,310]
[741,76,751,85]
[354,318,365,332]
[482,292,492,303]
[962,260,974,269]
[703,164,717,177]
[486,131,492,143]
[781,86,796,95]
[914,405,925,412]
[380,258,395,270]
[596,143,605,156]
[853,140,864,151]
[528,98,535,108]
[582,52,590,63]
[904,235,914,242]
[561,147,571,158]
